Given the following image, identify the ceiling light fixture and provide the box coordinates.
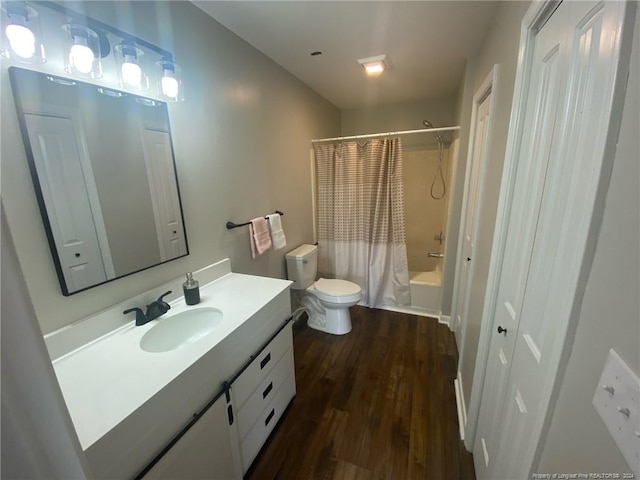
[357,55,387,76]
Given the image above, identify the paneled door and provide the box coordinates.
[473,1,631,478]
[455,85,492,338]
[24,113,109,292]
[140,127,187,262]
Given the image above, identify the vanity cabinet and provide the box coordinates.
[230,321,296,473]
[51,266,296,479]
[140,393,240,480]
[138,319,296,479]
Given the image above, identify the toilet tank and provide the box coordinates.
[285,244,318,290]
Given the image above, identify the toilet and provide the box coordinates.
[286,244,361,335]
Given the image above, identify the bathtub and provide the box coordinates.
[409,268,442,315]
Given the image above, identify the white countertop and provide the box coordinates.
[52,272,291,451]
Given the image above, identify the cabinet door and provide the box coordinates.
[141,394,241,480]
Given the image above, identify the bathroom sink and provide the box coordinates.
[139,307,223,353]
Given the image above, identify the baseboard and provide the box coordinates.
[454,373,468,441]
[439,314,451,328]
[374,304,440,319]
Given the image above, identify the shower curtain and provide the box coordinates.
[313,138,410,308]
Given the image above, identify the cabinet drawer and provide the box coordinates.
[240,372,296,473]
[233,322,293,409]
[237,347,294,441]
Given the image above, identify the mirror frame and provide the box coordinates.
[9,66,190,296]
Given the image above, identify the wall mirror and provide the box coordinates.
[9,66,189,295]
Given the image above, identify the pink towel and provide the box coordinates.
[249,217,272,258]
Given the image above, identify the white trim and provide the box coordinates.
[454,373,468,441]
[373,304,439,320]
[450,65,500,374]
[439,314,451,328]
[311,126,460,143]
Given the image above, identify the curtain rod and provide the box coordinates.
[310,126,460,144]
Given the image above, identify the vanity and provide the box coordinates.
[46,260,295,479]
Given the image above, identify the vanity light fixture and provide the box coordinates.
[1,2,45,62]
[114,40,147,91]
[157,58,183,101]
[62,23,105,78]
[357,55,387,76]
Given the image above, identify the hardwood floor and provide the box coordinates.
[245,306,476,480]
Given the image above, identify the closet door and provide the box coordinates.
[24,113,109,292]
[473,1,631,478]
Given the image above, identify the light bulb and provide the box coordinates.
[161,75,179,99]
[6,23,35,59]
[122,61,142,87]
[70,43,94,74]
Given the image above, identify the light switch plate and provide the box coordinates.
[593,349,640,477]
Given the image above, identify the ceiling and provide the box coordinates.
[192,1,500,110]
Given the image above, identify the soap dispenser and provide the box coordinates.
[183,272,200,305]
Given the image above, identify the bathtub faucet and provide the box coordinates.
[427,252,444,259]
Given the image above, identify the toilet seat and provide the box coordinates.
[309,278,361,304]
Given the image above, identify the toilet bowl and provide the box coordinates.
[286,245,361,335]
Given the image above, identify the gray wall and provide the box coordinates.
[1,1,340,334]
[341,97,455,149]
[537,6,639,473]
[457,0,531,407]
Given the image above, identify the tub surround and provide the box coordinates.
[46,259,292,478]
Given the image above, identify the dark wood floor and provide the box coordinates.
[246,306,476,480]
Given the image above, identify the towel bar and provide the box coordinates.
[226,211,284,230]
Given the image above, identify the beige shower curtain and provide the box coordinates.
[314,138,410,308]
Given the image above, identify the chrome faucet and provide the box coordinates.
[428,252,444,259]
[123,291,172,326]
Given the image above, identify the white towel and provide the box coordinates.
[250,217,272,258]
[267,214,287,250]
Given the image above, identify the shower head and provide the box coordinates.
[423,119,444,143]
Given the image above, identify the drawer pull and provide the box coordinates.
[265,408,275,426]
[227,405,234,426]
[260,352,271,370]
[262,382,273,399]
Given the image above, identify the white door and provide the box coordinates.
[24,113,108,293]
[141,127,187,261]
[473,1,630,478]
[455,88,492,337]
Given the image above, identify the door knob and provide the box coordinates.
[497,326,507,335]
